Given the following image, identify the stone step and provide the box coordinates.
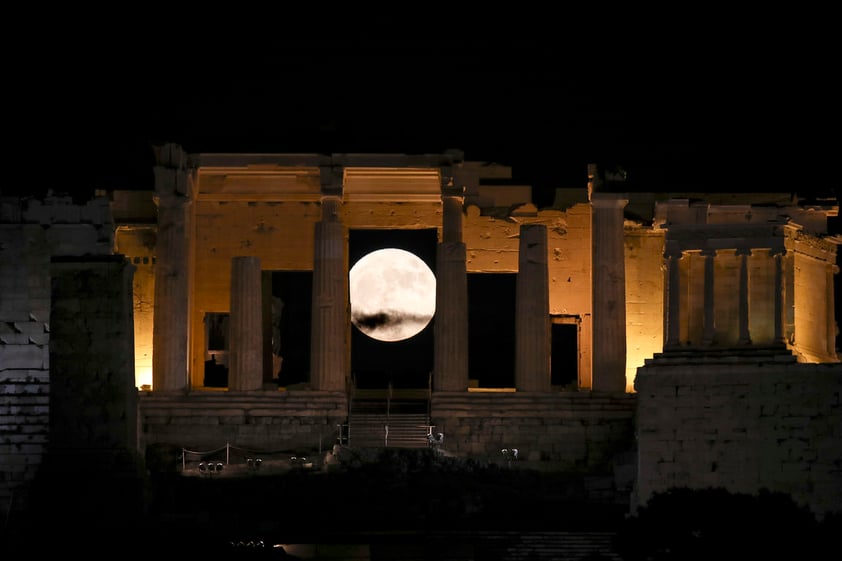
[348,413,431,448]
[447,531,623,561]
[368,531,624,560]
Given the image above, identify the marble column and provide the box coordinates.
[310,196,346,391]
[151,144,191,392]
[784,250,795,343]
[228,256,263,391]
[591,193,629,392]
[515,223,550,392]
[665,249,683,348]
[770,248,786,344]
[433,195,468,392]
[737,248,752,345]
[702,249,716,345]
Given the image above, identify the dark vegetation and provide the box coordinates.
[614,486,842,561]
[6,447,840,559]
[147,447,627,544]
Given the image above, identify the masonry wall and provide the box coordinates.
[0,224,50,519]
[0,194,127,521]
[139,391,348,464]
[635,357,842,518]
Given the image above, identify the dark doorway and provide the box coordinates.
[468,272,516,388]
[551,322,579,388]
[203,312,229,387]
[349,228,437,390]
[267,271,312,387]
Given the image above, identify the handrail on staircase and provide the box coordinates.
[386,380,392,420]
[427,370,432,421]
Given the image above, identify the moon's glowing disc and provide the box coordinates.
[349,248,436,342]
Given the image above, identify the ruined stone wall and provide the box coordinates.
[635,357,842,518]
[0,195,124,519]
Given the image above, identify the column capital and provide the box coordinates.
[153,143,192,198]
[320,195,343,222]
[440,166,465,197]
[319,164,344,197]
[700,248,717,257]
[769,247,787,257]
[665,248,685,260]
[590,192,629,208]
[441,195,464,244]
[736,247,753,257]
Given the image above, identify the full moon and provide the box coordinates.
[349,248,436,342]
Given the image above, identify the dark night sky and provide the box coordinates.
[9,21,839,209]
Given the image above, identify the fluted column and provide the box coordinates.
[590,192,629,392]
[784,250,795,343]
[515,223,550,392]
[702,249,716,345]
[228,256,263,391]
[770,248,786,344]
[433,195,468,391]
[665,249,683,348]
[151,144,192,392]
[737,248,752,345]
[310,195,346,391]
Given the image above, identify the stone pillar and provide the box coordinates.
[151,144,192,392]
[784,250,796,343]
[702,249,716,345]
[737,248,752,345]
[590,192,629,392]
[310,195,347,391]
[50,257,138,454]
[827,263,839,359]
[228,256,263,391]
[433,195,469,391]
[771,248,786,344]
[665,249,683,348]
[515,223,550,392]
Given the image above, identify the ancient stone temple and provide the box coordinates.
[1,143,840,526]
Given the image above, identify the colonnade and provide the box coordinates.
[664,244,790,349]
[151,152,632,393]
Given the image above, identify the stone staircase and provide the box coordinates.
[370,531,624,560]
[347,389,431,449]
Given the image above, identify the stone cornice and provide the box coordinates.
[342,167,442,202]
[664,223,788,252]
[789,229,840,262]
